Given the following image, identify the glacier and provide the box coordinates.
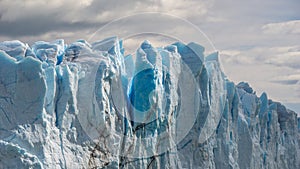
[0,37,299,169]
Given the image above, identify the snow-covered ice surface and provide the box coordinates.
[0,38,299,169]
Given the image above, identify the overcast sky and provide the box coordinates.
[0,0,299,114]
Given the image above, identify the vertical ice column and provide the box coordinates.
[32,39,65,65]
[129,40,163,124]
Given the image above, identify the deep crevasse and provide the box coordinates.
[0,37,299,169]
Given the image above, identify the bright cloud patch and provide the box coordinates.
[262,20,300,34]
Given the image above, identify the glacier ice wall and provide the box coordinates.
[0,38,299,169]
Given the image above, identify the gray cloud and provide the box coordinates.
[0,19,107,37]
[221,45,300,70]
[270,74,300,85]
[271,80,299,85]
[0,0,212,38]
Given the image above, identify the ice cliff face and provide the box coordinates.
[0,37,299,169]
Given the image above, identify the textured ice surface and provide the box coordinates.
[0,37,299,169]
